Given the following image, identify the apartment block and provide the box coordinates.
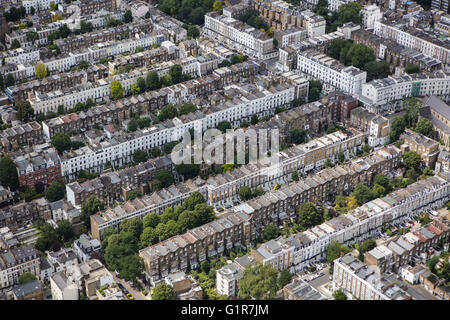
[349,107,390,147]
[0,245,40,289]
[400,129,440,169]
[14,148,62,188]
[361,71,450,113]
[0,121,42,151]
[204,12,277,61]
[297,50,367,95]
[333,253,412,300]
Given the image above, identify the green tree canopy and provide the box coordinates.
[0,156,19,190]
[158,104,178,122]
[414,118,434,138]
[264,224,280,241]
[403,151,422,170]
[238,263,279,300]
[297,202,323,230]
[51,132,72,153]
[133,149,148,164]
[110,80,124,101]
[169,64,183,84]
[352,183,376,205]
[19,272,37,284]
[81,195,105,229]
[239,186,253,201]
[146,71,160,90]
[152,282,175,300]
[56,219,74,242]
[35,63,47,79]
[333,289,347,300]
[45,181,66,202]
[290,128,307,144]
[143,212,160,229]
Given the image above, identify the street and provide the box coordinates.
[112,274,148,300]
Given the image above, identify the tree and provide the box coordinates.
[146,71,160,90]
[374,174,391,192]
[250,114,259,125]
[151,147,162,158]
[189,7,205,25]
[137,117,150,129]
[390,116,407,142]
[110,80,124,101]
[133,149,148,164]
[135,78,146,94]
[278,269,292,288]
[372,184,386,198]
[337,151,345,163]
[35,222,61,252]
[155,220,178,241]
[51,132,72,153]
[152,282,175,300]
[18,272,37,284]
[352,183,376,206]
[30,6,36,15]
[325,158,333,168]
[34,63,47,79]
[124,10,133,23]
[297,202,323,230]
[213,0,223,13]
[11,39,21,49]
[179,102,197,116]
[231,55,242,65]
[187,25,200,39]
[403,151,421,170]
[333,289,347,300]
[15,100,34,122]
[217,121,232,133]
[130,83,140,95]
[0,156,19,190]
[309,87,320,102]
[120,217,143,239]
[56,219,74,242]
[126,190,142,201]
[169,64,183,84]
[81,195,105,229]
[127,118,138,132]
[326,241,351,264]
[0,74,4,90]
[290,128,307,144]
[153,170,175,190]
[403,97,421,127]
[143,212,160,229]
[346,43,375,69]
[328,39,352,60]
[158,104,178,122]
[26,31,38,43]
[423,166,434,176]
[239,186,253,201]
[404,63,420,74]
[140,227,158,247]
[358,239,376,261]
[427,256,440,274]
[238,263,279,300]
[264,224,280,240]
[6,74,15,87]
[118,254,143,282]
[183,191,205,211]
[365,60,390,81]
[291,171,299,181]
[45,181,65,202]
[414,118,434,138]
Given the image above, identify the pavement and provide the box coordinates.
[112,274,148,300]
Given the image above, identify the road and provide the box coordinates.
[112,274,148,300]
[309,266,331,290]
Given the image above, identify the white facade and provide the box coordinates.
[374,21,450,64]
[50,272,79,300]
[216,263,243,297]
[61,84,295,178]
[2,48,40,65]
[297,51,367,95]
[361,73,450,108]
[362,5,382,29]
[204,13,277,61]
[22,0,63,13]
